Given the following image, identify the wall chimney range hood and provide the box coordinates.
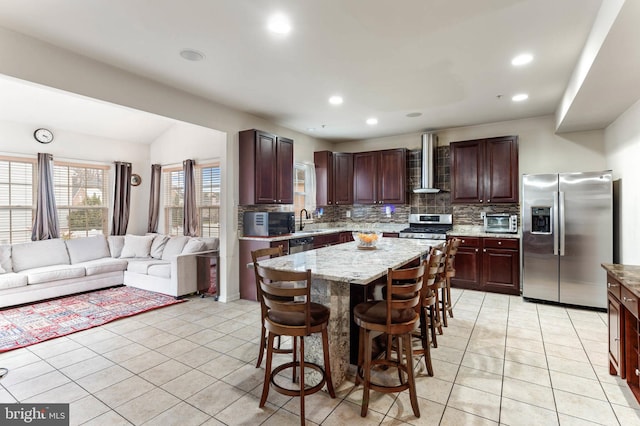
[413,132,441,193]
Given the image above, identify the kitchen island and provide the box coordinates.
[257,238,435,386]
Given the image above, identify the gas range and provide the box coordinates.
[399,214,453,241]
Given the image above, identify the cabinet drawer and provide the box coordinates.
[484,238,518,250]
[621,286,639,319]
[607,274,621,300]
[456,237,481,248]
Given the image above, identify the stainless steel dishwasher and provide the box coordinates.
[288,236,314,254]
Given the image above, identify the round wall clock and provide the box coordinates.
[130,174,142,186]
[34,128,54,144]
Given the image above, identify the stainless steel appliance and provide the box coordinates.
[243,211,295,237]
[484,213,518,234]
[399,214,453,246]
[289,236,314,254]
[522,171,612,309]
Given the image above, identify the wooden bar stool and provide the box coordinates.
[412,248,444,376]
[440,238,460,326]
[354,262,425,418]
[251,247,293,368]
[255,264,335,425]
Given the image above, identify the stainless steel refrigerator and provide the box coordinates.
[522,171,612,309]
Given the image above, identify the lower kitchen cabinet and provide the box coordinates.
[604,268,640,403]
[449,236,520,295]
[313,232,341,249]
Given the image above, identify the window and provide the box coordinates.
[197,165,220,237]
[54,162,109,239]
[163,168,185,236]
[0,157,35,244]
[293,162,315,219]
[163,163,221,237]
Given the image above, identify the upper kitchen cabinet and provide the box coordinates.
[450,136,519,204]
[239,129,294,205]
[353,149,406,205]
[314,151,353,206]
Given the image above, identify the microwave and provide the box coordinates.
[243,212,295,237]
[484,213,518,234]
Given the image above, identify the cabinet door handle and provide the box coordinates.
[483,249,486,252]
[498,241,502,245]
[487,199,491,203]
[608,282,618,288]
[475,248,479,252]
[636,369,640,377]
[623,296,636,303]
[480,199,483,203]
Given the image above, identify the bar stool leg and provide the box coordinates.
[361,328,373,417]
[441,287,448,327]
[403,332,420,418]
[260,332,275,407]
[419,308,434,376]
[299,336,306,425]
[321,328,336,397]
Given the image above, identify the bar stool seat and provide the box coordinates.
[255,264,335,426]
[354,262,424,418]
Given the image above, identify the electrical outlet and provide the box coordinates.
[346,210,351,218]
[480,212,486,219]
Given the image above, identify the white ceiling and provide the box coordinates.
[0,0,630,143]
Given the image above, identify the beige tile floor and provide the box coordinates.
[1,288,639,425]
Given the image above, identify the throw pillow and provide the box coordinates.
[0,245,11,274]
[161,236,190,260]
[120,235,155,258]
[150,234,170,259]
[182,239,208,254]
[65,235,111,264]
[107,235,125,258]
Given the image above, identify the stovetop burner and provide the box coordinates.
[399,213,453,240]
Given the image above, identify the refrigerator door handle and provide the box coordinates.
[559,191,566,256]
[553,191,559,256]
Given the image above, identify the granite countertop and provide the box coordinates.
[256,238,434,285]
[601,263,640,297]
[448,225,521,239]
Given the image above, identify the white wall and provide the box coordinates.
[333,115,607,176]
[605,98,640,264]
[0,119,150,234]
[0,27,333,302]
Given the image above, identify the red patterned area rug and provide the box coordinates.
[0,286,185,352]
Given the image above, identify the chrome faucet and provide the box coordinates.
[299,208,310,231]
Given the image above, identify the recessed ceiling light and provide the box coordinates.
[307,128,315,132]
[329,95,343,105]
[512,93,529,102]
[267,13,291,34]
[366,118,378,125]
[511,53,533,66]
[406,112,422,118]
[179,49,205,61]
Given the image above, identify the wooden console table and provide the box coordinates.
[602,263,640,403]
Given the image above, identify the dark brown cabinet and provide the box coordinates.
[450,236,520,295]
[450,136,519,204]
[239,129,293,205]
[313,233,341,249]
[339,231,354,243]
[314,151,353,206]
[353,149,406,205]
[605,270,640,403]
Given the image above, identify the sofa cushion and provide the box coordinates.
[12,239,70,272]
[120,235,154,258]
[0,244,11,273]
[0,273,28,290]
[65,236,111,264]
[126,259,169,274]
[182,239,208,254]
[150,234,170,259]
[161,236,190,260]
[79,258,129,276]
[25,264,86,285]
[148,264,171,279]
[108,235,125,258]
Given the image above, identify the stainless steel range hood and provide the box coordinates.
[413,133,441,193]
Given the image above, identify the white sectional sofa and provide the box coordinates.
[0,234,219,308]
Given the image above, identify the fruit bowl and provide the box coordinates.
[352,231,383,249]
